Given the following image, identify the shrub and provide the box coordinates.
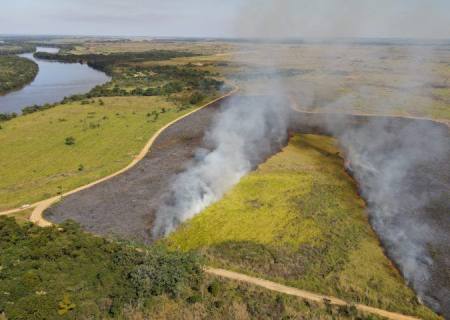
[189,92,205,105]
[186,295,202,304]
[207,280,221,297]
[65,136,76,145]
[129,246,203,298]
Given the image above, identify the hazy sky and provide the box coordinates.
[1,0,449,39]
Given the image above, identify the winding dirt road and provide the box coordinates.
[206,268,421,320]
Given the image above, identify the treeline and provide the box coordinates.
[89,65,223,97]
[0,217,203,319]
[34,50,198,74]
[0,55,38,94]
[0,42,36,55]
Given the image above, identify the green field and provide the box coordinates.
[167,134,439,320]
[0,96,203,210]
[0,55,38,95]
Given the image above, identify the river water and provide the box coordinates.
[0,47,110,114]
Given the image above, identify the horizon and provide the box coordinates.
[1,0,450,39]
[1,34,450,43]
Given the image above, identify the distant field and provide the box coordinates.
[234,44,450,120]
[0,96,199,210]
[167,134,439,320]
[0,55,38,95]
[42,39,450,120]
[68,40,234,56]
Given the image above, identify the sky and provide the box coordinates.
[1,0,449,39]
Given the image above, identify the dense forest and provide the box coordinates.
[0,55,38,95]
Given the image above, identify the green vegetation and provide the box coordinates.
[0,217,385,320]
[0,96,207,210]
[130,274,385,320]
[0,55,38,95]
[85,64,224,103]
[0,217,202,319]
[4,208,33,224]
[34,50,198,74]
[167,134,439,320]
[16,50,224,116]
[0,42,35,55]
[0,42,227,211]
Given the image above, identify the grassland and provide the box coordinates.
[166,134,440,320]
[67,39,234,56]
[0,96,204,210]
[232,44,450,120]
[0,55,38,95]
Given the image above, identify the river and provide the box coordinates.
[0,47,110,114]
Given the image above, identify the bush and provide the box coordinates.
[65,136,76,145]
[189,92,205,105]
[129,245,203,298]
[186,295,202,304]
[0,113,17,122]
[207,280,221,296]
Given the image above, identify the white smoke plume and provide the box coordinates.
[152,96,289,237]
[324,115,450,312]
[152,1,450,316]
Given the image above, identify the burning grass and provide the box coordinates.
[166,134,440,320]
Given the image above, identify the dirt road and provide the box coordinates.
[206,267,421,320]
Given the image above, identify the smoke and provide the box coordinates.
[296,34,450,313]
[323,114,450,312]
[152,95,289,237]
[152,1,450,315]
[299,41,450,314]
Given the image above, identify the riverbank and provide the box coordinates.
[0,55,38,95]
[0,47,110,114]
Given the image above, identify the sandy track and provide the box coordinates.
[205,267,421,320]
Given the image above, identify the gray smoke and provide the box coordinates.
[323,114,450,313]
[152,1,450,316]
[152,95,289,237]
[311,42,450,315]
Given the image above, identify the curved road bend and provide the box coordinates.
[44,94,237,243]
